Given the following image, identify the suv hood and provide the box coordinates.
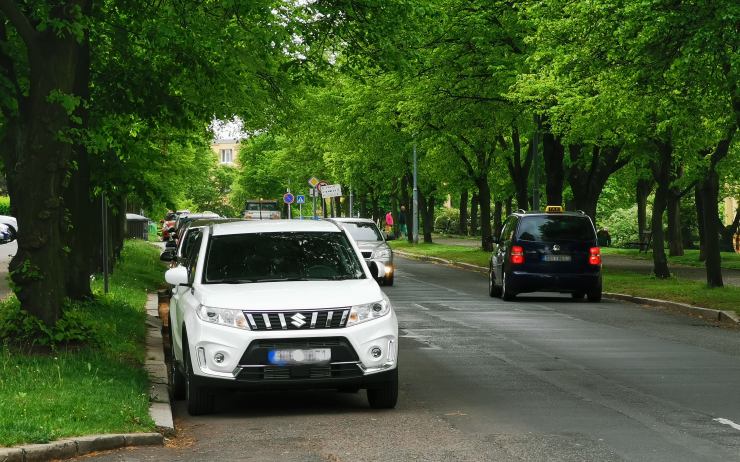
[198,279,384,311]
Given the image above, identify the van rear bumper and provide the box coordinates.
[509,271,601,294]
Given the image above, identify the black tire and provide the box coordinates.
[338,386,360,393]
[571,292,585,300]
[367,369,398,409]
[384,273,394,286]
[587,287,602,302]
[184,342,215,416]
[170,328,186,401]
[501,271,516,301]
[488,267,502,298]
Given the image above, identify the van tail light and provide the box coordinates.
[510,246,525,265]
[589,247,601,265]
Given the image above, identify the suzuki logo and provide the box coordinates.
[552,244,560,252]
[290,313,307,328]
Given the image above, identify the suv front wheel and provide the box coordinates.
[184,340,215,415]
[367,369,398,409]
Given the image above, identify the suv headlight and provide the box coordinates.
[373,248,392,259]
[197,305,249,330]
[346,297,391,327]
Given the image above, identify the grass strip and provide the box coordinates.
[0,240,164,447]
[390,241,740,315]
[601,247,740,271]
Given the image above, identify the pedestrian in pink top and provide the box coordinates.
[385,211,394,235]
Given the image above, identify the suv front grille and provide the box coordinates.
[244,309,350,331]
[361,251,372,258]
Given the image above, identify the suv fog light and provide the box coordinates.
[214,352,225,364]
[370,346,383,359]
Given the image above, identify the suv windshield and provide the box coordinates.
[204,232,366,283]
[342,222,383,242]
[516,216,595,242]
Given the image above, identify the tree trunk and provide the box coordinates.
[1,17,86,326]
[720,208,739,252]
[359,193,368,218]
[505,196,512,217]
[666,189,683,256]
[698,167,724,287]
[507,128,531,210]
[542,130,565,206]
[418,190,435,243]
[477,179,493,251]
[636,178,652,247]
[695,186,706,261]
[65,25,94,300]
[493,201,503,239]
[568,145,626,225]
[470,192,479,236]
[459,189,468,235]
[650,142,672,278]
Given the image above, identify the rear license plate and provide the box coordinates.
[543,255,572,262]
[268,348,331,365]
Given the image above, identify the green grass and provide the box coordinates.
[391,241,740,315]
[390,240,490,267]
[601,248,740,271]
[0,240,165,447]
[603,267,740,314]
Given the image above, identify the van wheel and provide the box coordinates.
[184,344,215,415]
[367,369,398,409]
[501,271,516,301]
[489,267,502,298]
[571,292,585,300]
[587,288,602,302]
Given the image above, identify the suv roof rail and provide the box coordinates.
[576,210,586,215]
[516,209,527,214]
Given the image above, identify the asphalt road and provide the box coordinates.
[80,256,740,461]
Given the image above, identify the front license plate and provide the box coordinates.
[543,255,572,262]
[268,348,331,365]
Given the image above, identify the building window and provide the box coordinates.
[220,149,233,164]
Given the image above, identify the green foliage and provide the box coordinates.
[601,205,643,247]
[0,196,10,216]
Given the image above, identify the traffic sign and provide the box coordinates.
[319,184,342,198]
[309,188,319,197]
[308,177,319,188]
[296,195,306,204]
[283,193,294,204]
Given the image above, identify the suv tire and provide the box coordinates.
[489,267,502,298]
[384,273,394,286]
[184,342,215,415]
[501,271,516,301]
[367,369,398,409]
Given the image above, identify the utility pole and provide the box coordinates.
[349,183,353,217]
[413,139,419,244]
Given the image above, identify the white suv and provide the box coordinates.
[165,219,399,415]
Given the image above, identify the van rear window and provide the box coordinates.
[516,216,595,242]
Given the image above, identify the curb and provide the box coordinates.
[0,433,163,462]
[394,249,740,325]
[0,293,174,462]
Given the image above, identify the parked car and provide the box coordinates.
[331,217,395,286]
[243,200,280,220]
[0,223,16,245]
[161,210,189,241]
[0,215,18,235]
[165,219,398,415]
[174,212,220,240]
[488,206,602,301]
[160,217,244,267]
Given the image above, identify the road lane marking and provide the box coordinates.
[714,418,740,431]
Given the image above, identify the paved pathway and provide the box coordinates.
[433,237,740,288]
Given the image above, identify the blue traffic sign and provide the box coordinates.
[296,195,306,204]
[283,193,294,204]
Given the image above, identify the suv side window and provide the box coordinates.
[186,230,202,285]
[501,216,518,242]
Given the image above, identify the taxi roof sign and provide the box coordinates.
[545,205,564,213]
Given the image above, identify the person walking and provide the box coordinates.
[385,210,394,236]
[398,205,407,238]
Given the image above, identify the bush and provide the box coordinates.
[0,196,10,216]
[434,208,460,233]
[601,205,651,247]
[0,299,98,348]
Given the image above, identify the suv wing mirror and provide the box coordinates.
[165,266,189,286]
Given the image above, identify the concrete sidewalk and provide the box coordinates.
[433,237,740,288]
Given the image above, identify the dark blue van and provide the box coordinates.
[488,208,602,301]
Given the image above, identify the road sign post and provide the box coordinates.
[283,192,295,219]
[296,195,306,220]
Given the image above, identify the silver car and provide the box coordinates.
[332,218,395,286]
